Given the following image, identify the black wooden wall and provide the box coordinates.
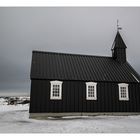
[29,80,140,113]
[114,48,126,63]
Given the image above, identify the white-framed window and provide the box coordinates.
[86,82,97,100]
[118,83,129,101]
[50,80,63,100]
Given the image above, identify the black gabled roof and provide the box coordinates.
[30,50,140,83]
[112,31,127,50]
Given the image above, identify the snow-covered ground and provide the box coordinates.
[0,98,140,133]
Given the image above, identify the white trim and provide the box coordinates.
[86,82,97,100]
[118,83,129,101]
[131,73,140,83]
[50,80,63,100]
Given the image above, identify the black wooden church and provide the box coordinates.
[29,31,140,119]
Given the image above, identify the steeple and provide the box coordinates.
[111,31,127,64]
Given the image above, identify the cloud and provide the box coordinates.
[0,7,140,96]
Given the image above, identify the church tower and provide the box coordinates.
[111,31,127,64]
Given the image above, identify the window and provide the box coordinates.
[50,81,63,100]
[86,82,97,100]
[118,83,129,101]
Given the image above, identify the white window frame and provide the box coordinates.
[50,80,63,100]
[86,82,97,100]
[118,83,129,101]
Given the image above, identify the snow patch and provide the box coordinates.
[0,97,140,133]
[0,104,140,132]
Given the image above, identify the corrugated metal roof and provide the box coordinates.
[30,50,140,83]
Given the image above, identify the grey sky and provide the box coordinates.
[0,7,140,96]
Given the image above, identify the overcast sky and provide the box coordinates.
[0,7,140,96]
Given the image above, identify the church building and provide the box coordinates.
[29,30,140,119]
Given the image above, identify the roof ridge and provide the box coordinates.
[32,50,111,58]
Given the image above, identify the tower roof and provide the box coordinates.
[112,31,127,50]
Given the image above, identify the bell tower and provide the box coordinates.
[111,21,127,64]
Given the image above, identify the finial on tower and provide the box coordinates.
[117,19,122,31]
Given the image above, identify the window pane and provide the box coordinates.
[88,85,95,98]
[120,86,127,99]
[52,84,60,97]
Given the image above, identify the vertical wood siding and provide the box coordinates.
[29,80,140,113]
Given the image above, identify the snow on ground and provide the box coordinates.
[0,101,140,133]
[0,98,8,105]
